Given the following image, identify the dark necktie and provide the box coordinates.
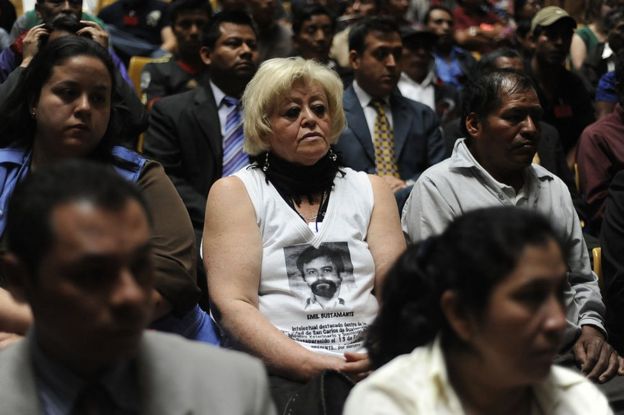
[370,99,400,178]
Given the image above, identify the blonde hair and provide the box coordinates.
[242,57,345,156]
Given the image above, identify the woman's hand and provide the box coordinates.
[21,24,49,68]
[341,352,371,382]
[77,21,109,48]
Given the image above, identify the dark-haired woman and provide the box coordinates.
[0,36,216,344]
[345,207,612,415]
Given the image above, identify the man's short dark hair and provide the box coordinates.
[296,245,345,277]
[423,5,453,25]
[348,16,399,55]
[460,69,537,137]
[168,0,212,25]
[201,10,256,49]
[477,47,522,73]
[38,14,87,48]
[604,6,624,33]
[292,4,335,35]
[6,160,151,276]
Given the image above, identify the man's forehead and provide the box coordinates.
[500,82,539,101]
[218,22,256,39]
[302,14,332,27]
[175,9,209,21]
[364,31,401,47]
[49,200,149,254]
[430,9,452,20]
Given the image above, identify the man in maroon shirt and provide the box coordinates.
[577,52,624,235]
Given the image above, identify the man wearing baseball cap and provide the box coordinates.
[528,6,595,160]
[397,25,459,126]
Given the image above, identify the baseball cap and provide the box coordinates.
[531,6,577,32]
[400,25,437,48]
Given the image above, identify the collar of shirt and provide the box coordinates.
[352,79,394,134]
[30,329,140,415]
[425,336,466,411]
[210,80,239,137]
[603,43,613,60]
[449,138,552,204]
[175,58,202,76]
[398,71,436,111]
[352,79,390,108]
[209,80,226,109]
[400,69,437,89]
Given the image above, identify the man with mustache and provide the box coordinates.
[528,6,594,160]
[402,69,624,406]
[336,17,446,202]
[144,10,259,306]
[297,246,346,310]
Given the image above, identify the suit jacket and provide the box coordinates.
[144,84,224,236]
[141,58,205,108]
[0,331,276,414]
[336,86,447,182]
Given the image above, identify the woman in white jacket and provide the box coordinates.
[345,206,613,415]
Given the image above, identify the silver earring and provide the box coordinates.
[328,148,337,162]
[262,152,270,172]
[31,109,36,119]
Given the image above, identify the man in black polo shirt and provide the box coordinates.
[140,0,212,109]
[527,6,594,160]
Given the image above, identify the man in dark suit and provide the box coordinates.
[144,10,258,258]
[336,17,447,197]
[0,161,275,414]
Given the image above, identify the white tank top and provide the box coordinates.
[235,166,378,356]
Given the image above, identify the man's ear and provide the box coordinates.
[199,46,211,66]
[465,112,481,139]
[1,253,32,304]
[349,50,360,71]
[440,290,475,343]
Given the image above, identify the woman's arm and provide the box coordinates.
[367,175,407,299]
[203,177,344,382]
[570,33,587,71]
[138,162,201,319]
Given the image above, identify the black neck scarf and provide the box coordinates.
[250,148,344,206]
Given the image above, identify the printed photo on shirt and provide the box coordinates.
[284,242,355,310]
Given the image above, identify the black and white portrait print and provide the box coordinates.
[283,242,355,310]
